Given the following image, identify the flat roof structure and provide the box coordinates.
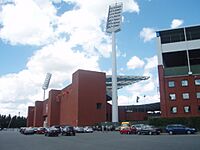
[106,75,150,100]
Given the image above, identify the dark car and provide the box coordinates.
[120,126,137,134]
[138,125,161,135]
[61,126,76,136]
[45,127,59,137]
[51,125,61,134]
[166,124,196,135]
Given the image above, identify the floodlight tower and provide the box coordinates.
[106,3,123,122]
[42,73,52,100]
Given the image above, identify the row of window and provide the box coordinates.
[169,92,200,100]
[171,106,200,113]
[159,26,200,44]
[168,79,200,88]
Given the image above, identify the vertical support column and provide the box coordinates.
[184,28,192,74]
[112,31,118,122]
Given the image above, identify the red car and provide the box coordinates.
[36,127,47,134]
[120,126,137,134]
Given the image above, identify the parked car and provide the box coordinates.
[84,126,93,133]
[120,126,137,134]
[134,124,145,133]
[138,125,161,135]
[51,125,61,134]
[19,127,26,134]
[45,127,59,137]
[23,127,35,135]
[74,127,85,133]
[61,126,76,136]
[36,127,47,134]
[166,124,197,135]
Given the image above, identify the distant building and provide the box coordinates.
[156,25,200,118]
[27,69,154,127]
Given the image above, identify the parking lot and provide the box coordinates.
[0,130,200,150]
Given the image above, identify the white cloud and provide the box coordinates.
[171,19,184,29]
[127,56,145,70]
[117,55,159,106]
[0,0,57,45]
[0,40,100,116]
[140,27,156,42]
[0,0,140,116]
[144,55,158,70]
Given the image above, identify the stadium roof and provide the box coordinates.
[106,75,150,100]
[119,102,160,112]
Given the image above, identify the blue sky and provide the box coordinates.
[0,0,199,116]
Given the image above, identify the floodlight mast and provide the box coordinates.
[106,3,123,123]
[42,73,52,100]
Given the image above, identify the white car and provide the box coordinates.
[84,127,93,133]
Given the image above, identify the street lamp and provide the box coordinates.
[106,3,123,122]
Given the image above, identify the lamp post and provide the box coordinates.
[106,3,123,122]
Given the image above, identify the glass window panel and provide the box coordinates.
[171,107,177,113]
[184,106,190,113]
[181,80,188,86]
[196,92,200,99]
[182,93,189,99]
[168,81,175,87]
[169,94,176,100]
[195,79,200,85]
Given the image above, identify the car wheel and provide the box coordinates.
[187,130,191,134]
[149,131,152,135]
[169,131,173,135]
[137,131,141,135]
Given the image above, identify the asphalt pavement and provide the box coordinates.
[0,130,200,150]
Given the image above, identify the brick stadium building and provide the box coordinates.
[27,69,159,127]
[156,25,200,118]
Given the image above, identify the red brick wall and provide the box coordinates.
[106,103,112,122]
[34,101,43,127]
[76,70,107,126]
[125,112,147,121]
[158,64,200,118]
[59,84,78,126]
[48,90,61,126]
[164,75,200,117]
[158,65,167,117]
[27,106,35,127]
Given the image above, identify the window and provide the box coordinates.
[181,80,188,87]
[169,94,176,100]
[195,79,200,85]
[198,106,200,112]
[96,103,102,109]
[184,106,190,113]
[186,26,200,41]
[196,92,200,99]
[168,81,175,88]
[171,107,177,113]
[182,93,189,99]
[160,28,185,44]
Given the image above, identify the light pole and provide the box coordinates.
[106,3,123,122]
[42,73,52,100]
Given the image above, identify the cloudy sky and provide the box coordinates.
[0,0,199,117]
